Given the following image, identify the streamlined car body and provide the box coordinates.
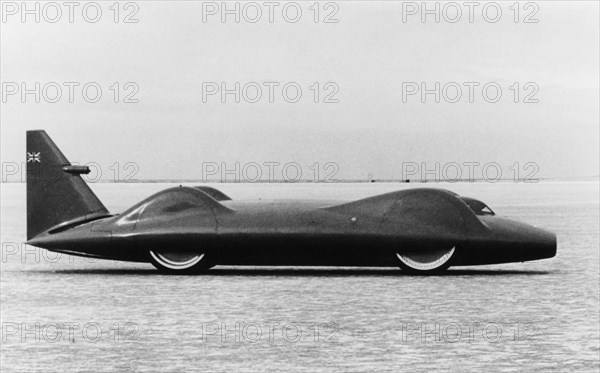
[25,130,556,274]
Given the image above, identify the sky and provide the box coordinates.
[1,0,598,182]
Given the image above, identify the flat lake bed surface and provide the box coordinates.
[1,182,599,372]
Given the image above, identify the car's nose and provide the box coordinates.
[480,216,557,262]
[464,216,557,264]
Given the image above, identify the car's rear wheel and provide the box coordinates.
[396,246,455,275]
[149,250,213,274]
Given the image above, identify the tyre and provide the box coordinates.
[149,250,213,274]
[396,246,455,275]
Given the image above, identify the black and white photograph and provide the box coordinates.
[1,1,599,371]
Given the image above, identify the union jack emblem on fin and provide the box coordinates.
[27,152,41,163]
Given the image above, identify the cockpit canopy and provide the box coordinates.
[459,197,495,216]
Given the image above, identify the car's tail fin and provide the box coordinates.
[26,130,109,239]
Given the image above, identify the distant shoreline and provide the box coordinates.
[2,178,599,184]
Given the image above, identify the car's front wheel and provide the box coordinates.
[396,246,455,275]
[149,250,213,274]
